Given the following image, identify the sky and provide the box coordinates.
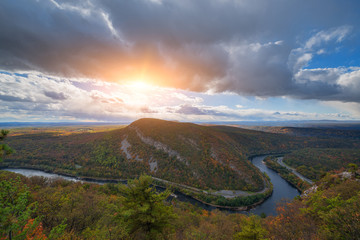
[1,0,360,123]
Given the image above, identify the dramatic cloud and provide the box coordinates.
[292,67,360,102]
[0,0,360,107]
[1,71,355,122]
[0,71,206,121]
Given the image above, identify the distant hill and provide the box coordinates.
[237,126,360,139]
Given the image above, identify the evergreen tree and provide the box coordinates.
[0,129,14,162]
[233,215,268,240]
[118,175,176,239]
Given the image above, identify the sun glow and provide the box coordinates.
[130,80,152,90]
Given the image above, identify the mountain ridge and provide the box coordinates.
[119,118,264,191]
[3,118,359,192]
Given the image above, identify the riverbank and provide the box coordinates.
[277,157,314,184]
[2,151,308,214]
[153,172,273,211]
[1,156,275,211]
[263,156,312,192]
[2,166,274,212]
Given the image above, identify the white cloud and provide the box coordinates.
[292,67,360,102]
[289,52,312,73]
[322,101,360,119]
[304,26,352,49]
[289,26,352,74]
[1,71,356,122]
[1,0,359,105]
[0,71,206,121]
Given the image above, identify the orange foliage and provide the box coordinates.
[22,219,47,240]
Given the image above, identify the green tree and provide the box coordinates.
[233,215,268,240]
[48,219,67,240]
[348,163,358,174]
[118,175,177,239]
[319,193,360,239]
[0,177,37,239]
[0,129,14,162]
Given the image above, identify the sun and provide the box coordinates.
[130,80,152,90]
[123,77,157,92]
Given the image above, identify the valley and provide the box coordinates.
[1,118,360,239]
[2,154,298,215]
[1,118,359,209]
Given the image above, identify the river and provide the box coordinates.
[248,155,300,215]
[2,155,300,216]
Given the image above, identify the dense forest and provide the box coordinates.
[2,119,269,191]
[1,169,359,240]
[2,119,359,193]
[240,126,360,139]
[283,148,360,181]
[1,119,360,238]
[263,156,311,192]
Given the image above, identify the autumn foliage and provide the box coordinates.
[1,168,359,239]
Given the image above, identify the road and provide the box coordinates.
[276,157,314,184]
[152,156,272,199]
[152,175,270,199]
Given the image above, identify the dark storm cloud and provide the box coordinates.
[1,0,360,102]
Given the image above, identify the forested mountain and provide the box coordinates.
[2,118,359,192]
[3,119,266,191]
[120,118,264,191]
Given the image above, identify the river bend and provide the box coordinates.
[2,155,300,215]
